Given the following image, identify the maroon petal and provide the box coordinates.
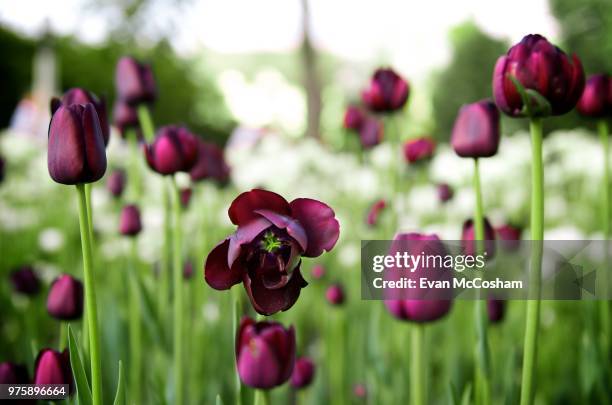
[228,217,272,267]
[229,189,291,226]
[289,198,340,257]
[254,209,308,252]
[204,239,244,290]
[243,264,308,315]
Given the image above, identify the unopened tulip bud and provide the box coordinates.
[290,357,315,389]
[180,187,192,208]
[47,274,83,321]
[487,299,506,323]
[496,224,522,252]
[115,56,156,105]
[358,117,383,149]
[144,126,198,175]
[362,68,409,112]
[120,204,142,236]
[10,266,41,296]
[0,362,30,384]
[451,100,500,158]
[190,140,231,184]
[33,349,73,393]
[437,183,454,203]
[353,383,367,398]
[403,137,435,164]
[577,74,612,118]
[325,283,345,306]
[107,169,126,198]
[343,105,365,130]
[236,317,295,389]
[366,199,386,227]
[52,88,110,146]
[462,218,496,258]
[311,265,325,280]
[113,100,140,137]
[183,260,194,280]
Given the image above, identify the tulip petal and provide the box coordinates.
[81,103,107,182]
[228,217,272,267]
[204,239,244,290]
[48,106,86,185]
[261,324,296,383]
[243,264,308,315]
[229,189,291,226]
[289,198,340,257]
[254,209,308,252]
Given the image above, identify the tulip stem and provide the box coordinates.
[58,322,67,350]
[128,238,142,405]
[137,105,155,143]
[520,118,544,405]
[169,177,184,405]
[254,390,270,405]
[232,289,243,405]
[472,158,491,405]
[159,181,172,323]
[76,184,102,405]
[410,325,425,405]
[598,119,611,364]
[127,129,142,201]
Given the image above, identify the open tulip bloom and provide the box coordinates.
[205,189,340,315]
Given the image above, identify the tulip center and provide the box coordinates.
[260,231,282,253]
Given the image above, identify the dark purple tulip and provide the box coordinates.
[496,224,522,252]
[487,299,506,323]
[362,68,409,112]
[437,183,454,203]
[113,100,140,137]
[145,126,199,176]
[325,283,345,306]
[403,137,435,164]
[107,169,126,198]
[205,189,340,315]
[10,266,41,296]
[577,74,612,118]
[48,104,107,185]
[236,317,295,389]
[290,357,315,389]
[183,260,194,280]
[311,264,325,280]
[353,383,367,398]
[52,88,110,146]
[462,218,496,258]
[120,204,142,236]
[384,233,452,322]
[451,100,500,158]
[343,105,365,130]
[180,187,192,208]
[0,362,30,384]
[493,34,584,117]
[190,140,231,184]
[115,56,157,105]
[358,117,383,149]
[47,274,84,321]
[366,199,387,227]
[33,349,73,393]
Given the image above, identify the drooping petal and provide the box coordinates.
[229,189,291,226]
[254,209,308,252]
[289,198,340,257]
[204,239,244,290]
[243,264,308,315]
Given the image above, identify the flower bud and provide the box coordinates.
[487,299,506,323]
[461,218,496,258]
[496,224,522,252]
[10,266,41,296]
[362,68,409,112]
[47,274,84,321]
[52,88,110,146]
[180,187,192,208]
[183,260,194,280]
[403,137,435,164]
[115,56,156,105]
[325,283,345,306]
[451,100,500,158]
[343,105,365,130]
[366,199,386,227]
[437,183,454,203]
[0,362,30,384]
[33,349,73,392]
[48,104,107,185]
[107,169,126,198]
[189,140,230,183]
[236,317,295,389]
[493,34,584,117]
[120,204,142,236]
[145,126,198,175]
[311,265,325,280]
[113,100,140,137]
[290,357,315,389]
[353,383,367,398]
[358,117,383,149]
[577,74,612,118]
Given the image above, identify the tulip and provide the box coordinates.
[577,74,612,118]
[358,117,383,149]
[451,100,501,158]
[311,264,325,280]
[120,204,142,236]
[190,140,231,183]
[33,349,73,392]
[51,88,110,146]
[437,183,454,203]
[10,266,41,296]
[493,34,584,118]
[290,357,315,389]
[113,100,140,137]
[107,169,126,198]
[487,299,506,323]
[403,137,435,164]
[144,126,198,176]
[325,283,345,306]
[362,68,409,112]
[47,274,84,321]
[183,260,194,280]
[235,317,295,389]
[343,105,365,130]
[205,189,340,315]
[180,187,192,208]
[48,104,107,185]
[115,56,156,105]
[353,383,367,398]
[0,362,30,384]
[462,218,496,258]
[496,224,522,252]
[365,199,386,227]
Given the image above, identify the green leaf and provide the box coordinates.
[216,394,223,405]
[68,325,93,405]
[132,269,170,352]
[113,361,125,405]
[460,383,472,405]
[447,381,461,405]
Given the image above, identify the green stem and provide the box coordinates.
[232,289,243,405]
[128,238,142,405]
[58,322,67,350]
[169,177,184,405]
[127,129,142,201]
[410,325,425,405]
[598,119,611,371]
[76,184,102,405]
[520,118,544,405]
[137,105,156,142]
[159,183,172,323]
[254,390,270,405]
